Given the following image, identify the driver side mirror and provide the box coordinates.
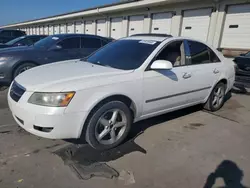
[50,45,62,51]
[150,60,173,70]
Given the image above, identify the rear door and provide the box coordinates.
[185,40,223,102]
[80,37,103,57]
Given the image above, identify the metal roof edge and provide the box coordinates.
[1,0,184,28]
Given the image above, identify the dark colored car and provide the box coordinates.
[0,34,113,87]
[0,29,26,44]
[0,35,47,49]
[234,52,250,76]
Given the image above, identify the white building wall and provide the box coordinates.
[4,0,250,54]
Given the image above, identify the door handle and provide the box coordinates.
[213,69,220,74]
[183,72,191,79]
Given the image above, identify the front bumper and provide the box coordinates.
[8,90,88,139]
[0,61,14,87]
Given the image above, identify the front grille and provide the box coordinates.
[10,81,26,102]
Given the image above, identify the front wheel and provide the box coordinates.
[204,82,226,112]
[85,101,132,150]
[13,63,36,78]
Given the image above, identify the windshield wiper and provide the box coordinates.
[80,57,87,61]
[87,61,112,68]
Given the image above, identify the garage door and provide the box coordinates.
[49,25,54,35]
[181,8,212,42]
[96,19,106,37]
[110,17,123,39]
[128,15,145,36]
[85,21,93,34]
[36,27,40,35]
[67,23,74,33]
[32,27,36,35]
[54,25,60,34]
[44,26,49,35]
[151,12,172,34]
[39,26,44,35]
[75,21,83,33]
[60,24,66,34]
[27,28,30,35]
[221,4,250,49]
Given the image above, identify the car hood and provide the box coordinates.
[15,59,134,92]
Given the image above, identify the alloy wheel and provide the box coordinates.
[212,86,225,109]
[18,66,32,75]
[95,109,127,145]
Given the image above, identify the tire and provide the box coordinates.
[85,101,132,150]
[13,63,36,78]
[204,82,226,112]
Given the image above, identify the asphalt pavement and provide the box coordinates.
[0,87,250,188]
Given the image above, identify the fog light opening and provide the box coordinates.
[33,125,53,133]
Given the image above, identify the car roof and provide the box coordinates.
[123,33,172,42]
[51,33,109,39]
[0,29,25,32]
[124,34,214,46]
[26,35,47,37]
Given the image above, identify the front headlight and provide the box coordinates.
[28,92,75,107]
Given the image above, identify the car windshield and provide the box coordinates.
[245,52,250,57]
[86,39,160,70]
[33,36,60,49]
[5,36,25,45]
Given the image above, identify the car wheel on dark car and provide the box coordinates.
[13,63,36,78]
[85,101,132,150]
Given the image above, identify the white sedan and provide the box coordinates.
[8,34,235,150]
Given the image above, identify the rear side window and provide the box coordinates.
[81,37,102,48]
[187,41,220,64]
[12,30,25,37]
[58,37,80,49]
[0,30,11,37]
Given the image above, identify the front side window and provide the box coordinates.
[156,40,186,67]
[17,38,33,46]
[34,36,59,49]
[58,37,80,49]
[187,41,220,65]
[81,37,101,48]
[6,36,25,45]
[86,39,160,70]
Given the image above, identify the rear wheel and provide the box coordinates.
[13,63,36,78]
[85,101,132,150]
[204,82,226,112]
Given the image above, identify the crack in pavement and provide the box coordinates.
[202,110,239,123]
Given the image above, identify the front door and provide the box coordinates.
[143,40,196,116]
[48,36,82,63]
